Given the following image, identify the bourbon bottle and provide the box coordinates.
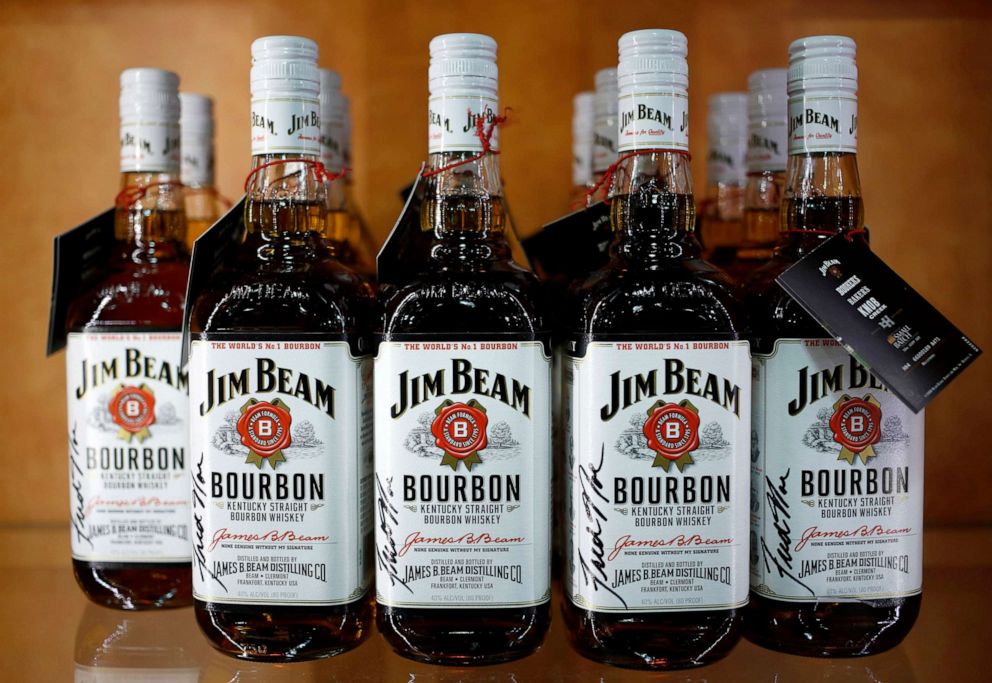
[737,69,787,275]
[188,36,373,661]
[65,68,192,609]
[341,93,380,272]
[374,33,551,665]
[745,35,923,656]
[700,92,747,272]
[180,92,222,244]
[319,69,372,275]
[562,30,749,669]
[570,90,595,205]
[590,68,618,204]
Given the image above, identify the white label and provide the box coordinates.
[374,341,551,609]
[428,95,499,153]
[565,341,750,613]
[750,339,923,602]
[65,333,190,563]
[180,131,213,187]
[572,139,593,187]
[707,135,747,185]
[320,114,346,174]
[618,92,689,153]
[788,95,857,155]
[120,121,180,173]
[747,119,787,173]
[593,115,617,172]
[251,96,321,156]
[189,339,371,606]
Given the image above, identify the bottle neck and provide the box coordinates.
[115,170,186,263]
[609,150,698,265]
[244,153,326,266]
[742,169,785,249]
[778,152,864,255]
[422,151,508,265]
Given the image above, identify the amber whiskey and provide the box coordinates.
[562,30,748,670]
[374,33,551,666]
[745,35,923,657]
[737,69,787,276]
[188,36,373,661]
[180,93,222,245]
[700,92,747,273]
[65,68,192,610]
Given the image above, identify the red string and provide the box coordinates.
[243,158,348,193]
[584,149,693,206]
[205,187,234,210]
[115,180,184,209]
[422,108,509,178]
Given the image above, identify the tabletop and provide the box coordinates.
[1,527,989,682]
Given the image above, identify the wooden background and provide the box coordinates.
[0,0,988,527]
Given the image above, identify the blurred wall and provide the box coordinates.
[0,0,988,525]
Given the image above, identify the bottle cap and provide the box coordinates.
[787,35,857,94]
[179,93,213,135]
[319,68,346,172]
[251,35,320,98]
[428,33,498,97]
[594,68,617,118]
[319,68,345,121]
[748,68,787,119]
[617,29,688,94]
[573,91,594,140]
[707,92,747,139]
[120,68,180,123]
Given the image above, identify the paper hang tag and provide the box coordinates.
[180,195,247,367]
[523,201,612,282]
[378,164,428,289]
[47,208,116,355]
[776,233,981,413]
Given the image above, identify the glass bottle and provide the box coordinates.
[699,92,747,273]
[188,35,373,661]
[589,68,618,205]
[181,92,222,245]
[737,68,788,276]
[562,30,748,670]
[374,33,551,666]
[745,35,923,657]
[65,68,192,610]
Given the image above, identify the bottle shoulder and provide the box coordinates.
[566,259,744,340]
[377,267,548,338]
[742,254,829,351]
[66,257,190,331]
[190,257,371,336]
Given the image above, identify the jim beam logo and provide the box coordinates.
[829,394,882,465]
[236,398,293,469]
[642,399,700,472]
[430,399,489,471]
[109,384,156,442]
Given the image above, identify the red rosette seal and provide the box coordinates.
[109,383,157,443]
[642,399,701,472]
[237,398,293,469]
[829,394,882,465]
[431,399,489,471]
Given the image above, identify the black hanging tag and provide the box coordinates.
[523,201,612,281]
[377,163,427,288]
[180,195,247,366]
[776,233,981,413]
[47,208,116,355]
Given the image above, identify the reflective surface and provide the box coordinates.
[2,528,988,681]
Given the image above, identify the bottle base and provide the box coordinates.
[73,560,192,610]
[744,594,921,658]
[561,600,742,670]
[377,601,550,666]
[195,596,373,662]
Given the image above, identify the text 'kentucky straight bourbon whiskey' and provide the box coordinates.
[562,30,749,670]
[374,33,551,665]
[745,36,924,657]
[65,69,192,610]
[188,36,373,660]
